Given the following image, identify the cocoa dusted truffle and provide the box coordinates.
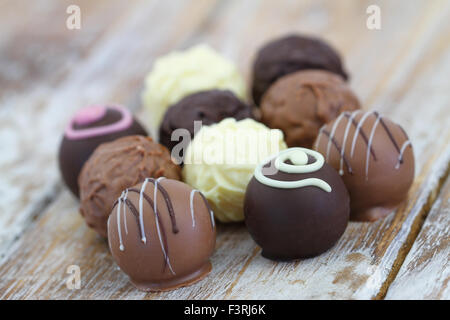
[244,148,350,260]
[159,90,254,159]
[252,34,349,105]
[314,110,415,221]
[58,105,147,197]
[79,135,181,237]
[260,70,360,148]
[108,178,216,291]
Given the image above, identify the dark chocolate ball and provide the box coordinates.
[244,148,350,260]
[108,178,216,291]
[251,34,349,105]
[58,105,147,197]
[159,90,253,159]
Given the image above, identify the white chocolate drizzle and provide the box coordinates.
[117,195,124,251]
[396,140,412,169]
[365,114,381,179]
[339,110,362,175]
[138,178,150,244]
[326,113,346,162]
[190,190,197,228]
[254,148,332,192]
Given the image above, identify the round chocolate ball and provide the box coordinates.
[313,110,415,221]
[260,70,360,148]
[79,135,181,237]
[58,105,147,197]
[251,34,349,105]
[159,90,254,160]
[244,148,350,260]
[108,178,216,291]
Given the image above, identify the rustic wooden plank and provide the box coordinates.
[0,0,449,299]
[0,0,219,256]
[384,178,450,300]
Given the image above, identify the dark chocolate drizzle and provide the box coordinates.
[343,112,377,160]
[127,187,172,272]
[146,179,179,234]
[320,129,353,174]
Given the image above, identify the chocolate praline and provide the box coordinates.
[313,110,415,221]
[260,70,360,148]
[58,105,147,197]
[252,34,349,105]
[159,90,254,161]
[107,178,216,291]
[244,148,350,260]
[79,135,181,237]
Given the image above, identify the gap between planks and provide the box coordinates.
[376,159,450,299]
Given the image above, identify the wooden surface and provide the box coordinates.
[0,0,449,299]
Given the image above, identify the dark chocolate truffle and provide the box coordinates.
[252,34,349,105]
[244,148,349,260]
[58,105,147,197]
[79,135,181,237]
[107,178,216,291]
[314,110,415,221]
[159,90,254,160]
[260,70,360,148]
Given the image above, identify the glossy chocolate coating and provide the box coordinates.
[251,34,348,105]
[107,178,216,291]
[58,106,147,197]
[260,70,360,148]
[159,90,254,157]
[244,157,350,260]
[313,111,415,221]
[79,135,181,237]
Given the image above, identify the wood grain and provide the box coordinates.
[385,177,450,300]
[0,0,449,299]
[0,0,219,255]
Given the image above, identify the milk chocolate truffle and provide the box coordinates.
[314,110,415,221]
[159,90,254,159]
[79,135,181,237]
[260,70,360,148]
[244,148,350,260]
[108,178,216,291]
[58,105,147,197]
[252,34,349,105]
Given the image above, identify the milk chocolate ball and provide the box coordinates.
[244,148,350,260]
[108,178,216,291]
[159,90,254,160]
[58,105,147,197]
[79,135,181,237]
[260,70,360,148]
[252,34,349,105]
[314,110,415,221]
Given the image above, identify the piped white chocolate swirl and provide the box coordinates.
[254,148,332,192]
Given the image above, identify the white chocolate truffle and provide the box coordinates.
[183,118,287,222]
[142,44,247,131]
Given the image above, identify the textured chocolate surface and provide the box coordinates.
[58,106,147,197]
[260,70,360,148]
[159,90,254,156]
[252,34,348,105]
[79,135,181,237]
[108,178,216,292]
[314,111,415,221]
[244,151,350,260]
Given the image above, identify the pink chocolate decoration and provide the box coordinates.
[65,105,133,140]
